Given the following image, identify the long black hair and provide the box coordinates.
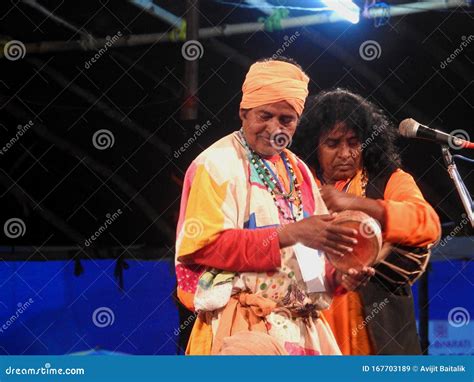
[294,88,401,179]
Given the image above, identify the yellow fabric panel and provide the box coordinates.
[178,164,229,258]
[186,314,213,355]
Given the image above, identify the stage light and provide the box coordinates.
[321,0,360,23]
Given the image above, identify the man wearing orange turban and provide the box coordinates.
[174,57,374,355]
[240,59,309,116]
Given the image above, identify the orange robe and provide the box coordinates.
[317,169,441,355]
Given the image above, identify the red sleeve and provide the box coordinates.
[187,227,282,272]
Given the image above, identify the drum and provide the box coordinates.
[326,210,382,272]
[374,245,431,286]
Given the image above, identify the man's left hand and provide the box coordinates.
[336,266,375,291]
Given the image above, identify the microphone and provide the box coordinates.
[399,118,474,149]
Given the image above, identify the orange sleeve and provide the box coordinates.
[379,169,441,247]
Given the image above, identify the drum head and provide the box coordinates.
[326,210,382,273]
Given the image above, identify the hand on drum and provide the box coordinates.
[276,213,377,289]
[320,185,387,228]
[320,185,361,212]
[278,214,358,258]
[336,266,375,291]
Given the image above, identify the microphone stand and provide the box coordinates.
[441,145,474,228]
[418,146,474,353]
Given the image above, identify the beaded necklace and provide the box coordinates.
[238,129,303,222]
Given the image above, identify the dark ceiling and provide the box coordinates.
[0,0,473,253]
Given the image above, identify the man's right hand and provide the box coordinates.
[278,214,358,258]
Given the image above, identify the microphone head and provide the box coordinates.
[399,118,420,138]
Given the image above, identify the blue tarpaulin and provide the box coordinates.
[0,259,179,355]
[0,256,471,355]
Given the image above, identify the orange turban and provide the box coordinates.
[240,60,309,116]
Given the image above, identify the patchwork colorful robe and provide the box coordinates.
[175,131,341,355]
